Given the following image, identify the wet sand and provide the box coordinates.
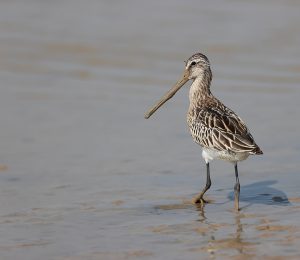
[1,0,300,259]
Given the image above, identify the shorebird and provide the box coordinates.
[144,53,263,211]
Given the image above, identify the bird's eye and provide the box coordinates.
[190,61,196,66]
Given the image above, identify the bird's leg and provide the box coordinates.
[234,162,240,211]
[193,162,211,205]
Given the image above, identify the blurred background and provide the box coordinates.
[0,0,300,259]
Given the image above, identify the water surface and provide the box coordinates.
[0,0,300,259]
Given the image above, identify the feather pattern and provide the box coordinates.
[186,54,262,161]
[188,105,262,155]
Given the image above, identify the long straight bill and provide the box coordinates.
[144,70,189,119]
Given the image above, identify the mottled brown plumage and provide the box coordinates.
[188,96,262,155]
[145,53,263,210]
[185,53,262,158]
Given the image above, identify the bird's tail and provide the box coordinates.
[251,146,263,155]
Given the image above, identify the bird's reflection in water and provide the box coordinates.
[234,213,244,254]
[195,204,255,258]
[195,203,207,223]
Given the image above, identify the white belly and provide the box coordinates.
[202,148,250,163]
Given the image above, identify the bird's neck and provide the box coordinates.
[189,68,213,107]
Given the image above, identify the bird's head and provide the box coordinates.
[144,53,210,119]
[185,53,210,80]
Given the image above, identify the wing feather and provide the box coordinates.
[188,105,262,154]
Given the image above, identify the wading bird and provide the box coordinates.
[144,53,262,211]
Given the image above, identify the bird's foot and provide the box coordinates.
[192,196,208,205]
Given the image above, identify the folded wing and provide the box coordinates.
[188,106,262,154]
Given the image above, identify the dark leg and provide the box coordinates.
[234,162,240,211]
[193,162,211,204]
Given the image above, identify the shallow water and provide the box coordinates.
[1,0,300,259]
